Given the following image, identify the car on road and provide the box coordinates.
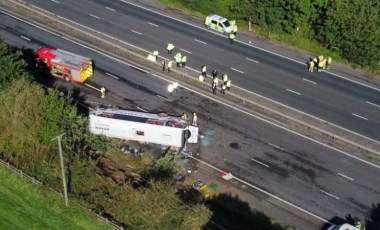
[327,223,360,230]
[204,14,233,34]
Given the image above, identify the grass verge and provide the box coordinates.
[0,165,111,230]
[158,0,379,76]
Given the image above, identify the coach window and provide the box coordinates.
[136,131,144,136]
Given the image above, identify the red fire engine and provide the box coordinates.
[35,47,93,83]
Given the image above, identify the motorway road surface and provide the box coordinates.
[1,11,380,229]
[21,0,380,143]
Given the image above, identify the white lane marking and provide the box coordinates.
[156,94,170,101]
[131,30,142,35]
[286,89,301,95]
[366,101,380,108]
[136,106,147,112]
[352,113,368,121]
[320,190,340,200]
[151,72,380,169]
[36,7,151,54]
[148,22,159,27]
[60,37,150,73]
[89,14,100,19]
[184,64,380,145]
[51,0,60,3]
[324,70,380,93]
[246,57,259,63]
[194,39,207,44]
[10,3,375,222]
[16,0,379,147]
[20,35,31,41]
[129,65,149,73]
[303,78,317,85]
[105,7,116,11]
[118,0,380,94]
[0,8,152,76]
[337,173,354,181]
[230,68,244,74]
[269,143,285,151]
[84,83,100,91]
[180,48,192,54]
[251,158,270,168]
[105,72,119,80]
[189,156,328,223]
[6,8,378,172]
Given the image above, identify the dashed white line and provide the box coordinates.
[50,0,60,3]
[131,30,143,35]
[194,39,207,44]
[183,60,380,146]
[7,4,377,175]
[84,83,100,91]
[230,68,244,74]
[150,72,380,169]
[15,0,369,222]
[320,190,339,200]
[105,7,116,11]
[269,143,285,151]
[89,14,100,19]
[286,89,301,95]
[148,22,159,27]
[352,113,368,121]
[246,57,259,63]
[302,78,317,85]
[180,48,192,54]
[20,35,31,41]
[187,155,328,223]
[105,72,119,80]
[251,158,270,168]
[136,106,147,112]
[156,94,170,101]
[366,101,380,108]
[337,173,354,181]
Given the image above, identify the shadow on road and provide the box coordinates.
[205,193,293,230]
[19,47,90,114]
[366,203,380,230]
[321,203,380,230]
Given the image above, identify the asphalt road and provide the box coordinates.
[2,11,380,229]
[22,0,380,143]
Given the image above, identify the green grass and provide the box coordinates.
[158,0,380,76]
[0,165,111,230]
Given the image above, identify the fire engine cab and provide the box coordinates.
[35,47,93,83]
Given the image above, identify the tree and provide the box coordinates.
[0,39,31,90]
[38,89,77,145]
[0,79,45,166]
[316,0,380,68]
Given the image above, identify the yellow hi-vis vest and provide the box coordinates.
[202,66,206,72]
[233,24,238,33]
[213,77,218,85]
[167,43,175,51]
[226,80,231,87]
[199,74,204,82]
[193,113,197,122]
[223,74,228,82]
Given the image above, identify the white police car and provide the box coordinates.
[204,14,234,34]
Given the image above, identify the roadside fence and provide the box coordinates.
[0,158,123,230]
